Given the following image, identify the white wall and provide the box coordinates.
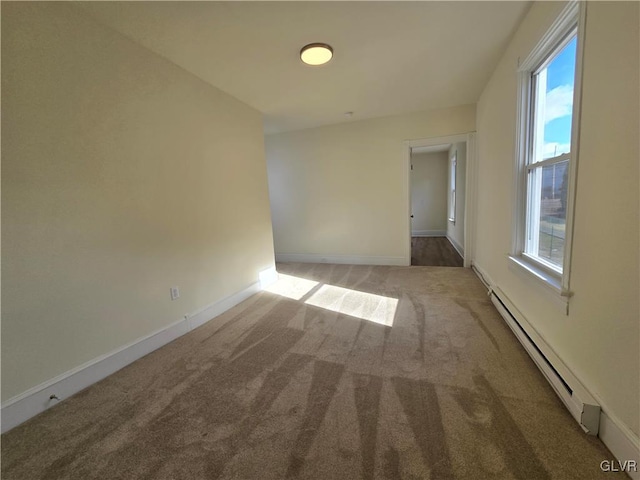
[265,105,476,264]
[410,152,448,235]
[1,3,275,402]
[475,0,639,442]
[447,142,466,254]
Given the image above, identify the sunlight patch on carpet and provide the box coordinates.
[265,273,398,326]
[305,284,398,326]
[263,273,319,300]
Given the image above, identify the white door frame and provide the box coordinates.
[403,132,477,267]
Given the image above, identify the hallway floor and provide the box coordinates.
[411,236,463,267]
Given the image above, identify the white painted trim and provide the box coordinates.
[403,138,412,266]
[561,0,587,295]
[511,66,530,257]
[512,1,585,302]
[404,132,476,269]
[1,318,189,434]
[275,253,407,266]
[471,263,640,477]
[405,134,470,149]
[470,262,493,292]
[509,256,563,295]
[519,1,580,72]
[599,410,640,480]
[463,133,477,267]
[411,230,446,237]
[187,282,262,332]
[507,255,570,314]
[446,235,464,258]
[0,274,273,434]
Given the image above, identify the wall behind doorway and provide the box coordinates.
[410,152,448,236]
[265,104,476,265]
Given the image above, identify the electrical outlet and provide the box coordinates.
[170,286,180,301]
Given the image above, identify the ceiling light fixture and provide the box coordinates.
[300,43,333,66]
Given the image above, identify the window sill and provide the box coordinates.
[508,255,572,300]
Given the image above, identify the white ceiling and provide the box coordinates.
[76,1,531,134]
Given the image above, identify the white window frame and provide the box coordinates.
[448,151,457,224]
[510,1,586,301]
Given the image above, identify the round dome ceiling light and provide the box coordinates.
[300,43,333,66]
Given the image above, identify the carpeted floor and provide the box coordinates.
[411,237,463,267]
[1,263,621,479]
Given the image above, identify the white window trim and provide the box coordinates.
[510,0,586,304]
[449,151,457,223]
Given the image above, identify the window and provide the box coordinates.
[449,151,456,223]
[511,2,584,297]
[526,35,576,271]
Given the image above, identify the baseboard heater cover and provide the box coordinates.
[489,288,600,435]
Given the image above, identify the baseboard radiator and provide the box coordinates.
[480,277,601,435]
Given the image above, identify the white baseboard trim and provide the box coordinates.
[411,230,446,237]
[1,267,278,434]
[187,283,261,332]
[446,235,465,257]
[599,410,640,479]
[471,262,640,479]
[1,318,189,434]
[470,262,493,291]
[275,253,408,266]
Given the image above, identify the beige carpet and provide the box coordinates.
[1,263,621,479]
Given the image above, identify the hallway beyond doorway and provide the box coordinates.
[411,236,463,267]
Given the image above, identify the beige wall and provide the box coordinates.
[410,152,448,234]
[475,1,639,437]
[447,142,466,253]
[266,105,476,263]
[1,3,275,401]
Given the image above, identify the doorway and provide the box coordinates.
[404,134,476,267]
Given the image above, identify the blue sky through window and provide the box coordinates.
[542,36,577,158]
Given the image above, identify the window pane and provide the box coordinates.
[536,160,569,266]
[532,36,577,162]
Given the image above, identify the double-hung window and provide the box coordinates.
[511,2,584,299]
